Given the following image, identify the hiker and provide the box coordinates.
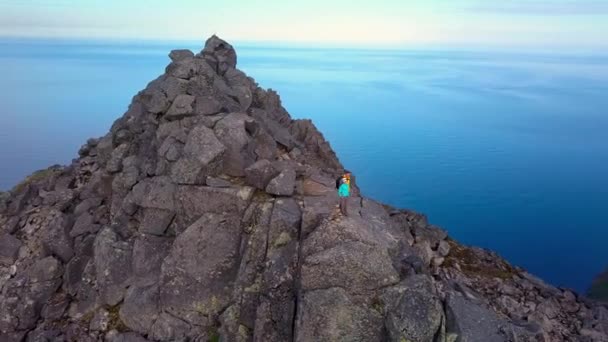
[336,171,352,216]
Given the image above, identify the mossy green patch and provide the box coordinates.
[207,326,220,342]
[443,241,517,280]
[107,305,129,332]
[11,167,59,194]
[273,231,292,248]
[371,296,384,315]
[80,310,95,325]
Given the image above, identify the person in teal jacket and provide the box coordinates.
[337,171,351,216]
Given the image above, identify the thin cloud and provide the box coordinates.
[463,0,608,15]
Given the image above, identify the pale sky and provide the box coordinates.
[1,0,607,49]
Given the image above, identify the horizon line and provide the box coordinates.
[1,33,608,55]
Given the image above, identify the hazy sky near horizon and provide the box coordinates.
[1,0,607,49]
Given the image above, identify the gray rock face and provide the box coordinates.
[42,212,74,263]
[445,293,510,342]
[159,213,241,332]
[384,275,444,342]
[166,94,195,119]
[214,113,256,176]
[0,257,63,332]
[295,287,384,342]
[169,49,194,62]
[0,234,22,265]
[94,227,132,305]
[171,123,226,184]
[266,168,296,196]
[140,208,174,235]
[245,159,279,190]
[1,35,606,342]
[202,35,237,75]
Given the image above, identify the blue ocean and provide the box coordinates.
[1,38,607,293]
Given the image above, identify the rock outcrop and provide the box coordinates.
[0,35,607,342]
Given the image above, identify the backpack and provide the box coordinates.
[336,177,342,189]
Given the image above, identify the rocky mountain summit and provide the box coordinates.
[1,36,607,342]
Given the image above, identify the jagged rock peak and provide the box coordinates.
[0,36,607,342]
[201,35,237,75]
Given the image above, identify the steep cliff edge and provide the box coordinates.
[1,36,607,342]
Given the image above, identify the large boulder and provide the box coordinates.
[383,275,444,342]
[300,240,400,293]
[159,213,242,333]
[169,49,194,62]
[171,123,226,184]
[201,35,237,76]
[266,168,296,196]
[445,292,510,342]
[0,234,22,266]
[165,94,196,120]
[244,159,279,190]
[295,287,384,342]
[214,113,256,176]
[0,257,63,333]
[41,212,74,263]
[131,234,172,285]
[93,227,133,306]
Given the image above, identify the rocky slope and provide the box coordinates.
[1,36,607,342]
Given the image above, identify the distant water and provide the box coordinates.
[1,38,607,293]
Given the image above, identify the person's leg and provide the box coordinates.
[340,197,348,216]
[343,196,348,216]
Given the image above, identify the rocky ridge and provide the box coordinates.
[1,36,607,342]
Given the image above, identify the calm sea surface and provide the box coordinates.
[1,38,607,292]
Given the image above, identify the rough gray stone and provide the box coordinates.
[438,240,451,257]
[120,284,160,335]
[383,275,444,342]
[140,208,175,236]
[244,159,279,190]
[175,185,253,229]
[446,292,509,342]
[94,227,132,306]
[158,137,182,162]
[205,176,232,188]
[214,113,255,176]
[41,292,69,321]
[194,95,222,116]
[150,312,192,341]
[74,197,103,217]
[160,213,241,326]
[42,212,74,263]
[132,234,172,285]
[63,255,91,296]
[89,308,110,332]
[70,212,100,238]
[295,287,384,342]
[166,94,195,119]
[201,35,237,75]
[171,124,226,184]
[166,56,201,80]
[266,168,296,196]
[106,331,151,342]
[0,234,22,266]
[107,144,130,173]
[301,240,400,293]
[0,257,63,332]
[169,49,194,62]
